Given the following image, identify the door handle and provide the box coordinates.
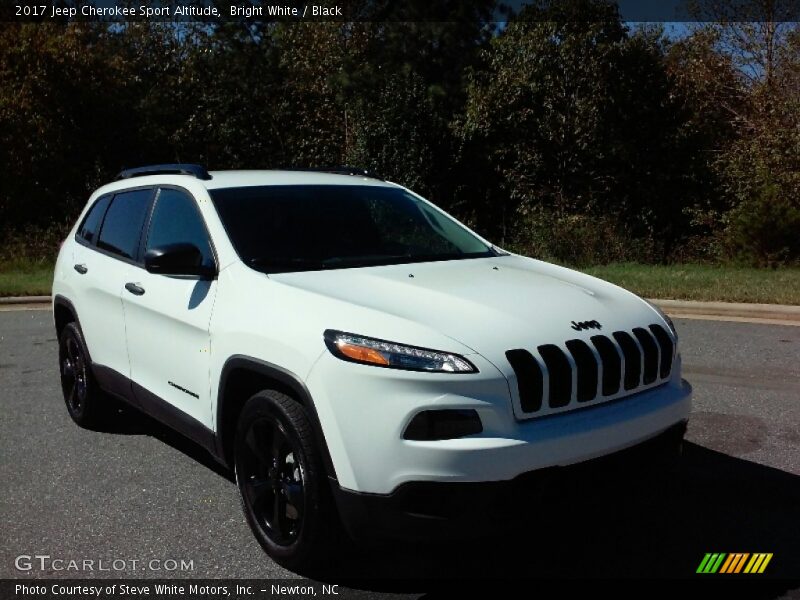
[73,264,88,274]
[125,282,145,296]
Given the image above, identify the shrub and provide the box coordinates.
[506,205,656,266]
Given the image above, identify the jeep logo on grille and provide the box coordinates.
[571,320,602,331]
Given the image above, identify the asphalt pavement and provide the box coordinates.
[1,310,798,592]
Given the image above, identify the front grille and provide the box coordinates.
[633,327,659,384]
[613,331,641,390]
[590,335,621,396]
[538,344,572,408]
[649,324,674,379]
[565,339,597,402]
[507,323,675,418]
[505,349,543,413]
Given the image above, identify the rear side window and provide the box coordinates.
[77,195,111,245]
[146,188,215,268]
[97,189,153,260]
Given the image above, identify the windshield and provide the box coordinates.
[209,185,496,273]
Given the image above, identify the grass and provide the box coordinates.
[0,259,798,304]
[0,259,55,297]
[582,263,800,305]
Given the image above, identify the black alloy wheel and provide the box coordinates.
[61,334,88,417]
[234,390,337,570]
[58,322,105,427]
[239,416,306,545]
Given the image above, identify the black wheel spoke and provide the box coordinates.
[283,481,304,517]
[249,477,272,506]
[62,359,75,379]
[272,490,287,535]
[67,380,78,409]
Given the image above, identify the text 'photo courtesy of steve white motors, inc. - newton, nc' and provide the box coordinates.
[12,582,341,598]
[23,3,344,19]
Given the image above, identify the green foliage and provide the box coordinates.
[0,2,799,268]
[723,151,800,266]
[507,205,655,267]
[582,262,800,304]
[0,259,55,297]
[458,1,697,259]
[344,68,439,192]
[0,23,131,230]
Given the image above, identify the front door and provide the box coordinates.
[122,187,218,430]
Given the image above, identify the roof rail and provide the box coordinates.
[287,166,382,180]
[116,164,212,181]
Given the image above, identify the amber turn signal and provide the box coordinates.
[336,342,390,365]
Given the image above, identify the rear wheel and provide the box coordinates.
[58,322,106,428]
[234,390,338,571]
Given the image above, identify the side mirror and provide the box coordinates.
[144,243,216,279]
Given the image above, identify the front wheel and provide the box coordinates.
[234,390,338,571]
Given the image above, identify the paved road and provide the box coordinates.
[1,310,799,591]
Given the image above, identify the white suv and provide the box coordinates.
[53,164,691,568]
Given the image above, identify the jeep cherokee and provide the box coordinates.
[52,164,691,568]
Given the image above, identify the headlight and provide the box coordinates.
[645,300,677,337]
[324,330,477,373]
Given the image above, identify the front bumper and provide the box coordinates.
[307,351,692,494]
[334,420,689,541]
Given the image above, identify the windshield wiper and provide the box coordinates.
[326,252,495,267]
[322,254,411,267]
[250,250,497,273]
[248,257,327,273]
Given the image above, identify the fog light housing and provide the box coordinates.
[403,409,483,441]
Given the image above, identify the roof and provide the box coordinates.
[93,169,399,200]
[203,170,397,190]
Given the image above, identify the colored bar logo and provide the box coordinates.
[697,553,773,574]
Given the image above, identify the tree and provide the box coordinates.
[459,0,693,259]
[720,27,800,265]
[684,1,800,264]
[0,23,134,234]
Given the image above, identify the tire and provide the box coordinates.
[234,389,338,571]
[58,322,107,428]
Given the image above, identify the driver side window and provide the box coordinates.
[146,188,215,268]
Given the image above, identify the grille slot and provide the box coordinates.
[649,324,674,379]
[612,331,641,390]
[509,323,676,418]
[591,335,621,395]
[505,349,544,412]
[565,339,598,402]
[633,327,659,384]
[538,344,572,408]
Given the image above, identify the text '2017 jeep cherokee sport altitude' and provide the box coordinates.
[53,164,691,568]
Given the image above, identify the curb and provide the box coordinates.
[649,298,800,322]
[0,295,51,305]
[1,295,798,322]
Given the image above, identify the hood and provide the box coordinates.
[269,254,666,363]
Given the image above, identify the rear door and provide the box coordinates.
[122,187,218,430]
[71,188,154,394]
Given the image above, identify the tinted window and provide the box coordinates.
[77,195,111,245]
[146,188,214,268]
[97,189,153,260]
[210,185,494,273]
